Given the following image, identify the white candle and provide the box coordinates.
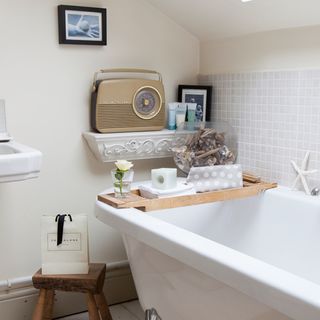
[151,168,177,190]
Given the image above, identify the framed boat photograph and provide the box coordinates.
[178,85,212,121]
[58,5,107,45]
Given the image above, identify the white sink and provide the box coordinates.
[0,141,42,183]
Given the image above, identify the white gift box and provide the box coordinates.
[41,214,89,275]
[187,165,243,193]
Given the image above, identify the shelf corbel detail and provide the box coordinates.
[83,130,187,162]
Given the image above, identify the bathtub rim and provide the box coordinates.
[95,185,320,320]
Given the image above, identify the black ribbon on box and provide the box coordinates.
[55,214,72,246]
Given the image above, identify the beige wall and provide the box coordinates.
[200,25,320,74]
[0,0,199,280]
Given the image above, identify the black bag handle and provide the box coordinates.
[55,214,72,246]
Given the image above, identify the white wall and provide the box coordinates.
[0,0,199,281]
[200,25,320,74]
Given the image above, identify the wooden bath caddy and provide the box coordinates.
[98,173,277,212]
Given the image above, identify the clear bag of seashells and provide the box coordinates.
[171,121,238,174]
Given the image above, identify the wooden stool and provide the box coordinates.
[32,263,112,320]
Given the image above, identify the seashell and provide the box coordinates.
[207,157,217,166]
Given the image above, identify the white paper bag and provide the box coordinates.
[41,214,89,275]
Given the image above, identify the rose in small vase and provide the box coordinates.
[112,160,134,198]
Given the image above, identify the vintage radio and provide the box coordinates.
[91,68,166,133]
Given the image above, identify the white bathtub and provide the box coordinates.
[95,185,320,320]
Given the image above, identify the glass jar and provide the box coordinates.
[111,169,134,198]
[172,121,238,174]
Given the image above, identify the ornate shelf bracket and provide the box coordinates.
[83,130,188,162]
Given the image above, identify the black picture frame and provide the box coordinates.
[58,5,107,45]
[178,85,212,121]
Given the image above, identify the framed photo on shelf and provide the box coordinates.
[58,5,107,45]
[178,85,212,121]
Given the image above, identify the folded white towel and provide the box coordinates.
[139,180,195,199]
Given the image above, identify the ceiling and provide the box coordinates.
[145,0,320,41]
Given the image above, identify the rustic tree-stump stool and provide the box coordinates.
[32,263,112,320]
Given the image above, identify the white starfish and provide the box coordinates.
[291,151,317,195]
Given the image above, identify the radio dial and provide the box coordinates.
[133,86,162,120]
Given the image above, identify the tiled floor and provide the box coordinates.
[58,300,144,320]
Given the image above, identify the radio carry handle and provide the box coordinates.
[92,68,162,92]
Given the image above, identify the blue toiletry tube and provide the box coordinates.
[168,103,177,130]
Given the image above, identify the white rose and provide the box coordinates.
[115,160,134,171]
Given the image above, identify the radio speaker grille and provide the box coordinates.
[96,104,165,132]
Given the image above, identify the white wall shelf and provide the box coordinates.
[83,130,188,163]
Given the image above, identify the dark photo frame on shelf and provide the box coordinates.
[178,85,212,121]
[58,5,107,45]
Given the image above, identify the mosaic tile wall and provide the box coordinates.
[199,70,320,188]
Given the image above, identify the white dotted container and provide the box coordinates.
[187,164,243,192]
